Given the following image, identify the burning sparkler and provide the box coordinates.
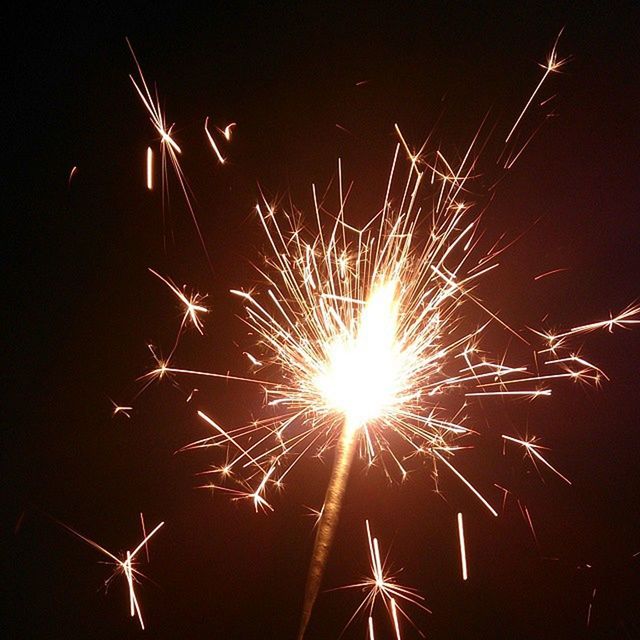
[124,33,639,638]
[138,136,639,635]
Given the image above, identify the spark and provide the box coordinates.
[139,513,150,562]
[506,30,568,143]
[128,40,214,271]
[110,399,133,418]
[534,267,568,281]
[205,116,226,164]
[58,517,164,629]
[566,305,640,337]
[244,352,263,367]
[15,510,27,535]
[434,451,498,517]
[337,520,429,638]
[520,502,539,547]
[68,165,78,187]
[335,123,353,135]
[587,587,597,627]
[457,512,468,580]
[146,146,154,190]
[218,122,237,141]
[502,434,572,485]
[148,268,209,336]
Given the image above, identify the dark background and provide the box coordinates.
[4,2,640,638]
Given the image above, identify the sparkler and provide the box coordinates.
[139,137,639,635]
[123,33,639,638]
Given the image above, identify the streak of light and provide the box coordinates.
[434,451,498,517]
[205,116,226,164]
[457,512,468,580]
[534,267,568,281]
[139,513,150,562]
[218,122,236,141]
[110,399,133,418]
[127,40,214,271]
[391,598,402,640]
[587,587,597,627]
[146,146,154,190]
[502,434,572,485]
[149,268,209,336]
[506,30,568,143]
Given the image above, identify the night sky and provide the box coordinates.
[5,2,640,638]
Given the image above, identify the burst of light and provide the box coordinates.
[505,30,569,144]
[58,517,164,629]
[128,40,214,271]
[148,268,209,337]
[502,434,573,485]
[336,520,429,639]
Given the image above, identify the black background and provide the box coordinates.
[4,2,640,638]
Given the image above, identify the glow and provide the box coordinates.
[314,281,402,427]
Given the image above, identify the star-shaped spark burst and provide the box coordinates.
[336,520,430,640]
[148,268,209,338]
[58,516,164,629]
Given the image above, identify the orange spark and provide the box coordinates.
[205,116,226,164]
[146,146,153,190]
[506,30,569,143]
[58,517,164,629]
[457,512,468,580]
[218,122,237,141]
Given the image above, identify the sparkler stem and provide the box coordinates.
[298,421,359,639]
